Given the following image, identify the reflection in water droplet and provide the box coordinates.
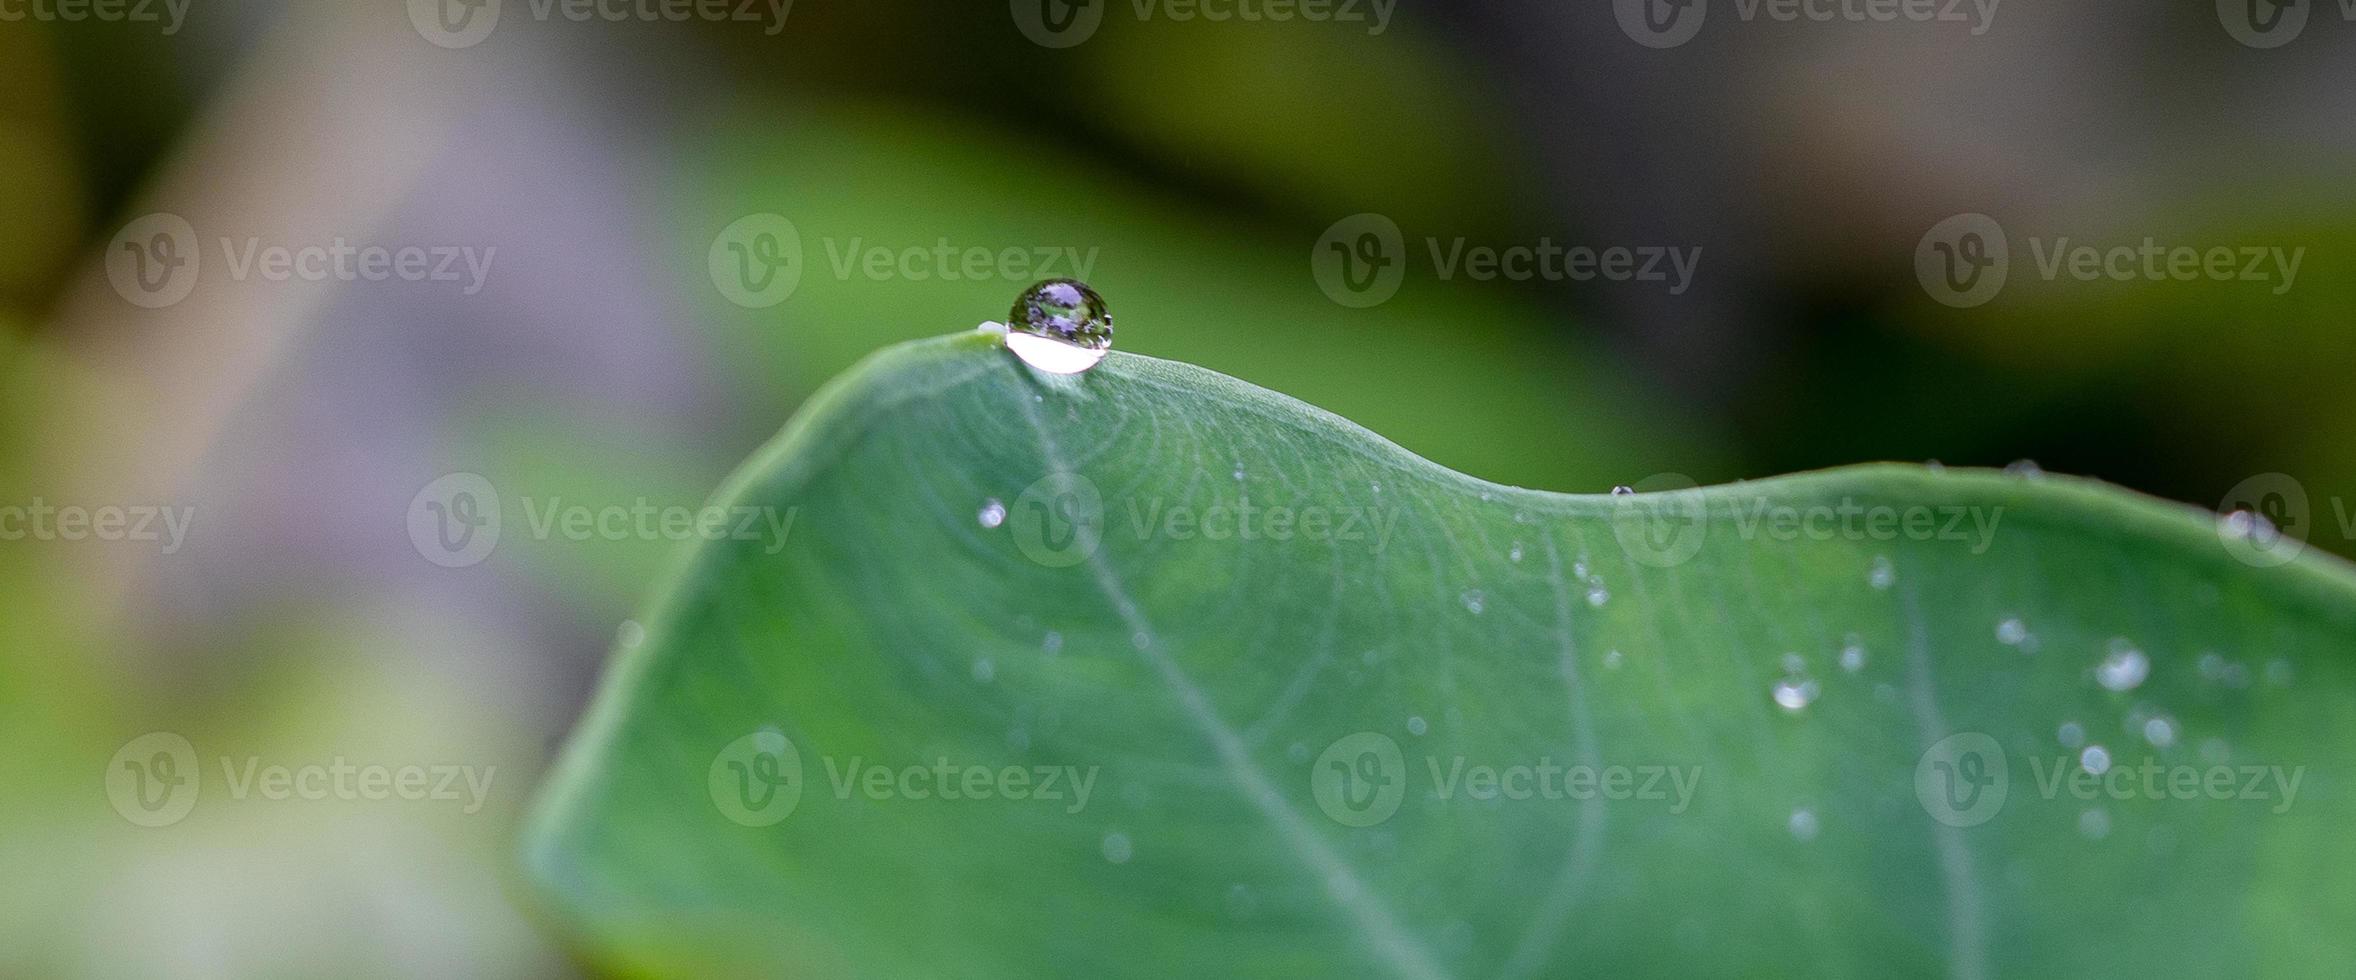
[978,499,1007,528]
[1772,678,1820,712]
[1011,278,1112,348]
[2078,808,2111,840]
[2080,745,2112,775]
[2142,716,2178,748]
[2058,722,2086,748]
[1788,808,1820,842]
[1461,590,1487,615]
[1603,649,1625,670]
[1867,556,1896,590]
[1996,617,2028,647]
[2096,641,2151,692]
[1407,716,1429,736]
[972,659,996,684]
[1101,832,1134,864]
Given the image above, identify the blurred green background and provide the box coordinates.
[3,0,2352,974]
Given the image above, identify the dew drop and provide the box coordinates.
[979,499,1010,528]
[1508,541,1525,563]
[1602,649,1625,670]
[1004,279,1112,375]
[1406,715,1429,736]
[2220,508,2277,543]
[1838,639,1867,673]
[2004,459,2045,479]
[1287,742,1311,765]
[2095,640,2150,692]
[1232,467,1245,482]
[615,619,646,650]
[1787,808,1820,842]
[1585,585,1610,608]
[2197,652,2226,681]
[1130,631,1150,650]
[972,658,996,684]
[2142,716,2177,748]
[1610,485,1636,496]
[1370,481,1383,495]
[1043,630,1064,655]
[1772,678,1820,712]
[1996,617,2028,647]
[2057,721,2085,748]
[1866,556,1896,590]
[1461,590,1487,615]
[1101,831,1134,864]
[2079,744,2112,775]
[1572,557,1592,581]
[2078,808,2111,841]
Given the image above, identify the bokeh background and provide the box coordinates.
[4,0,2353,974]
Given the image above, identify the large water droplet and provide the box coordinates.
[1004,278,1112,374]
[978,498,1007,528]
[2095,640,2150,692]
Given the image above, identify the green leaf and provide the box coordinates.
[524,331,2356,978]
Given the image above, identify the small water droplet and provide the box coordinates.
[1584,585,1610,608]
[1772,678,1820,712]
[1007,726,1031,750]
[1044,630,1063,654]
[1287,742,1310,764]
[1370,481,1383,495]
[1839,639,1867,673]
[2095,640,2150,692]
[1101,831,1134,864]
[1572,557,1591,581]
[2219,508,2277,543]
[2057,721,2086,748]
[2078,808,2111,840]
[1610,485,1636,496]
[1787,808,1820,842]
[1232,467,1245,482]
[1508,541,1525,563]
[2197,651,2226,680]
[2079,744,2112,775]
[1996,617,2028,647]
[1005,279,1112,375]
[1602,649,1625,670]
[972,658,996,684]
[1130,631,1150,650]
[1461,589,1487,615]
[615,619,646,650]
[1867,556,1896,590]
[2004,459,2045,479]
[978,499,1007,528]
[1406,716,1429,736]
[2141,716,2177,748]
